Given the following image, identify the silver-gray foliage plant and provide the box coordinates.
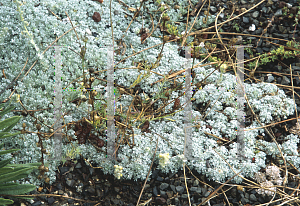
[0,0,299,186]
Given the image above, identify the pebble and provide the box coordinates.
[252,11,260,18]
[176,186,185,194]
[210,6,217,13]
[160,183,169,190]
[243,17,250,23]
[274,9,282,16]
[281,76,291,85]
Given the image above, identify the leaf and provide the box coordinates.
[0,105,15,117]
[0,149,20,156]
[0,198,14,205]
[0,116,22,133]
[0,183,36,195]
[0,158,12,169]
[0,131,21,139]
[0,167,35,184]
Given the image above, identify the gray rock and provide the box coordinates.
[241,0,248,4]
[250,194,257,202]
[170,185,176,193]
[66,179,75,187]
[255,47,263,54]
[153,186,158,196]
[204,191,211,197]
[243,17,250,23]
[266,75,274,83]
[75,162,82,169]
[292,66,300,71]
[160,183,169,190]
[174,197,179,204]
[261,7,268,13]
[210,6,217,13]
[281,76,290,85]
[274,9,282,16]
[181,194,189,199]
[252,11,260,18]
[176,186,184,194]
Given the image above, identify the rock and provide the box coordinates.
[255,47,264,54]
[47,197,55,205]
[204,191,211,197]
[190,187,198,192]
[92,12,101,22]
[243,17,250,23]
[66,179,75,187]
[153,186,159,196]
[181,194,188,199]
[156,176,163,181]
[281,76,290,85]
[155,197,166,204]
[75,162,82,169]
[261,7,268,13]
[170,185,176,193]
[274,9,282,16]
[58,166,69,174]
[241,0,248,4]
[252,11,260,18]
[160,183,169,190]
[250,194,258,202]
[176,186,185,194]
[292,66,300,71]
[210,6,217,13]
[166,191,173,198]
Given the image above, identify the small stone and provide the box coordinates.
[114,187,120,193]
[155,197,166,204]
[156,176,163,181]
[190,187,198,192]
[153,186,158,196]
[252,11,259,18]
[243,17,250,23]
[290,7,298,15]
[210,6,217,13]
[193,179,199,186]
[160,183,169,190]
[66,179,75,187]
[114,10,119,15]
[261,7,268,13]
[58,190,64,195]
[176,186,184,194]
[92,12,101,22]
[267,75,274,83]
[166,191,173,198]
[47,197,55,205]
[87,186,95,194]
[75,162,82,169]
[292,66,300,71]
[170,185,176,193]
[144,184,150,190]
[181,194,188,199]
[250,194,257,202]
[241,0,248,4]
[255,47,264,54]
[274,9,282,16]
[281,76,290,85]
[204,191,211,197]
